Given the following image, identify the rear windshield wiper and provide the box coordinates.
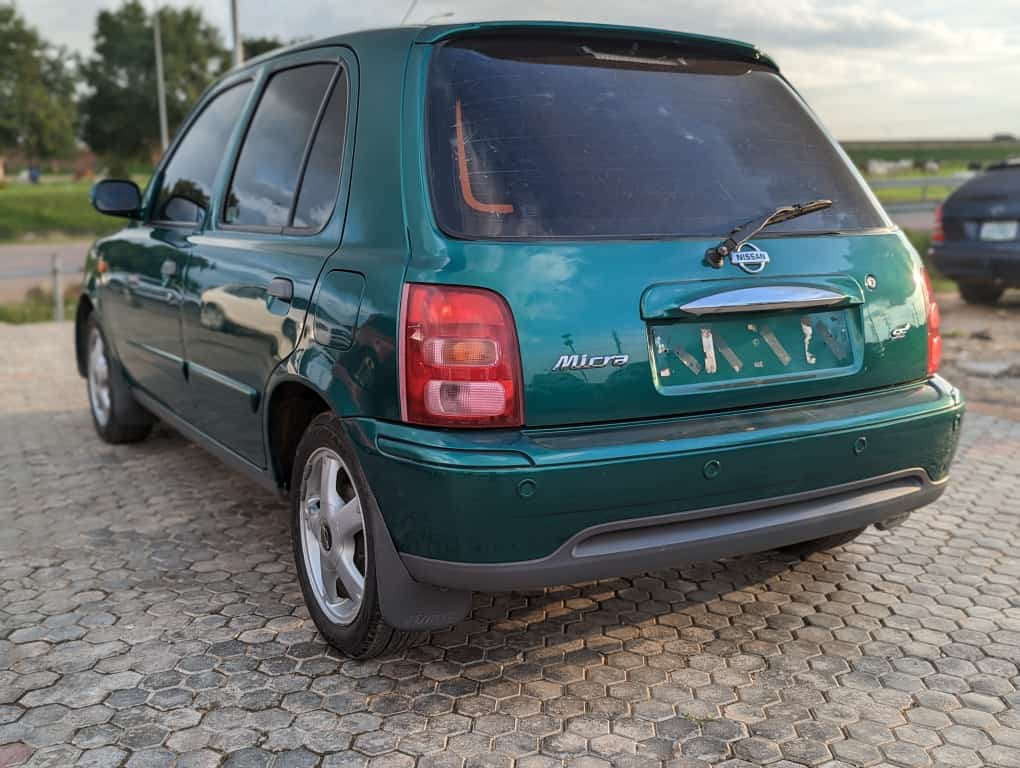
[705,199,833,268]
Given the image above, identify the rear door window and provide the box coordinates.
[153,81,253,225]
[224,63,337,229]
[426,36,887,240]
[292,75,349,230]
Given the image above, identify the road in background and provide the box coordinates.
[889,208,935,232]
[0,240,90,302]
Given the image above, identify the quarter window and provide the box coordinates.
[153,81,253,225]
[224,64,337,229]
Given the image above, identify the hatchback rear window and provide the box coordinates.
[426,36,887,240]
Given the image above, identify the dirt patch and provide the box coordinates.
[937,288,1020,418]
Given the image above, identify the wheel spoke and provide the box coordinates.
[304,497,321,532]
[88,330,112,427]
[319,547,341,603]
[334,497,363,542]
[320,456,341,518]
[335,549,365,605]
[94,355,107,383]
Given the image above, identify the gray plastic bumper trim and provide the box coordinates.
[402,469,945,592]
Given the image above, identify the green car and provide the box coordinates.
[78,21,963,658]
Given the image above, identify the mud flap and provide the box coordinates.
[363,490,472,631]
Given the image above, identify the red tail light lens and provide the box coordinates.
[932,203,945,245]
[921,269,942,375]
[400,284,524,427]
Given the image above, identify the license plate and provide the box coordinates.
[979,220,1018,241]
[650,309,857,390]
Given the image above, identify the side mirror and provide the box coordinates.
[91,179,142,218]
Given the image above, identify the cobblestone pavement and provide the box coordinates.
[2,323,1019,768]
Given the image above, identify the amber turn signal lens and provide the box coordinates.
[424,338,499,367]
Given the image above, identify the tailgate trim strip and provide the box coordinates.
[679,285,849,316]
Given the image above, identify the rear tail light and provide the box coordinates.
[932,203,945,245]
[921,269,942,375]
[400,283,524,427]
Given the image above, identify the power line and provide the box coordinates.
[153,4,168,151]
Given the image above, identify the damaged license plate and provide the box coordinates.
[649,309,859,391]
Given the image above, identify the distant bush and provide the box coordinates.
[0,180,121,241]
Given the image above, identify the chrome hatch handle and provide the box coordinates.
[678,285,849,316]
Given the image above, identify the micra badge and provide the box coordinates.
[553,353,629,371]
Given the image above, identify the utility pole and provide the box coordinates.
[231,0,243,67]
[153,6,169,151]
[400,0,419,25]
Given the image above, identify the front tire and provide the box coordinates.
[85,316,153,444]
[290,413,424,658]
[958,281,1004,305]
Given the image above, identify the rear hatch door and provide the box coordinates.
[411,31,930,427]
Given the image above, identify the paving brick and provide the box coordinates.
[1,323,1017,767]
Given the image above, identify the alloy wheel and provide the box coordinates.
[87,327,112,428]
[299,447,367,625]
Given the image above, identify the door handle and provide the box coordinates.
[160,259,177,278]
[268,277,294,303]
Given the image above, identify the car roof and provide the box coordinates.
[232,20,776,74]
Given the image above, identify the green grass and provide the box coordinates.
[872,184,955,205]
[0,287,77,324]
[843,140,1020,170]
[903,229,955,291]
[0,176,149,243]
[904,229,931,254]
[0,181,120,242]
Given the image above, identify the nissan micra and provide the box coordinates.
[78,21,964,658]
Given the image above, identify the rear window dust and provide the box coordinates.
[426,36,887,240]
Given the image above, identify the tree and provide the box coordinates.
[242,36,285,60]
[79,1,228,170]
[0,5,77,161]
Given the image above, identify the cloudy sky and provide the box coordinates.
[18,0,1020,140]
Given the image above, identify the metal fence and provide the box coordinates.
[0,254,81,321]
[869,174,970,213]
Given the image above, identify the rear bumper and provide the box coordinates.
[929,243,1020,284]
[402,469,943,591]
[349,377,963,584]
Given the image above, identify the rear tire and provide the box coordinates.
[290,412,425,658]
[779,527,865,558]
[85,316,154,444]
[958,281,1004,305]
